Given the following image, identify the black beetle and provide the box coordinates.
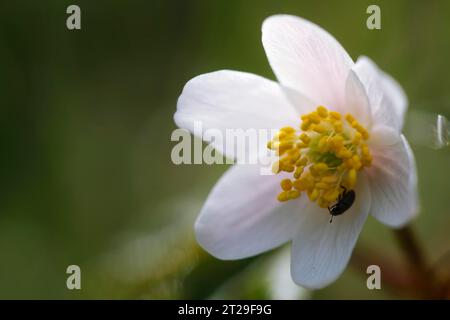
[328,185,355,223]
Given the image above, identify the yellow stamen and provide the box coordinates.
[309,112,321,124]
[267,105,372,210]
[323,189,340,202]
[280,179,293,191]
[280,126,296,133]
[333,121,343,133]
[345,114,356,124]
[294,166,304,179]
[313,124,327,134]
[300,133,310,144]
[321,175,338,184]
[330,111,341,120]
[315,182,330,190]
[345,169,357,189]
[277,191,290,202]
[313,163,328,172]
[308,188,320,202]
[288,190,301,199]
[317,106,329,118]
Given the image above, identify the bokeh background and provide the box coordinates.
[0,0,449,299]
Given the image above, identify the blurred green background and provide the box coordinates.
[0,0,449,299]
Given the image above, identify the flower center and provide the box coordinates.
[267,106,372,208]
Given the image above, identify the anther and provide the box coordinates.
[268,105,372,209]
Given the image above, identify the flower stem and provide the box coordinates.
[393,225,437,298]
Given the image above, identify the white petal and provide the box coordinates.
[369,125,401,147]
[352,56,408,132]
[175,70,302,161]
[262,15,354,111]
[345,70,372,128]
[280,85,317,115]
[195,164,305,260]
[404,136,420,215]
[367,135,419,227]
[291,173,370,289]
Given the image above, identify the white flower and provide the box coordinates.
[174,15,418,289]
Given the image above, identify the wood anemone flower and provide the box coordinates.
[174,15,418,289]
